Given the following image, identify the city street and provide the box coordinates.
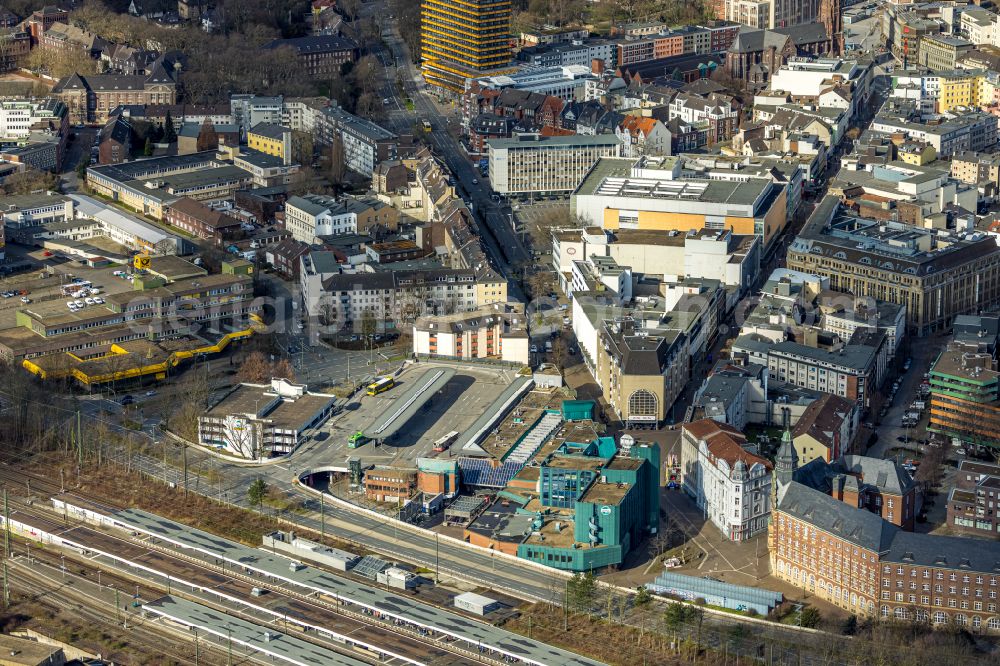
[372,13,532,284]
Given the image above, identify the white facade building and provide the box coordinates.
[680,420,772,542]
[471,65,597,101]
[0,99,66,139]
[488,134,622,195]
[960,8,999,47]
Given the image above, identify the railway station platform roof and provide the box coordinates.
[368,367,456,440]
[116,507,606,666]
[144,595,369,666]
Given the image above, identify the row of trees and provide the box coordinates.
[62,0,366,104]
[512,0,712,37]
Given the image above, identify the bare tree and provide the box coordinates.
[238,351,271,383]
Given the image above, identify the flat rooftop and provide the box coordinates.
[144,595,367,666]
[931,346,999,383]
[545,454,606,471]
[368,367,457,439]
[478,391,565,459]
[147,254,207,280]
[579,478,632,506]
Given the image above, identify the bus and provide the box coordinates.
[366,376,395,396]
[432,431,460,453]
[348,431,367,448]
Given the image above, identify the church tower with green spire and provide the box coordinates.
[768,408,797,554]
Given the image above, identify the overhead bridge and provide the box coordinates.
[368,367,456,440]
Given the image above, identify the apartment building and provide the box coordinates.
[247,122,292,164]
[947,460,1000,536]
[951,150,1000,188]
[164,197,243,244]
[681,418,772,542]
[871,109,998,158]
[312,268,508,333]
[571,156,787,250]
[96,116,131,165]
[316,105,398,177]
[787,198,1000,335]
[198,378,336,460]
[726,0,770,29]
[760,339,878,408]
[487,133,622,195]
[230,94,283,137]
[284,194,398,243]
[960,8,999,47]
[791,393,859,463]
[421,0,513,93]
[412,305,530,364]
[667,92,739,143]
[615,116,671,157]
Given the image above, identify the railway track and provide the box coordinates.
[1,492,483,666]
[8,556,239,665]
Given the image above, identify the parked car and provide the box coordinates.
[530,344,538,353]
[20,296,30,303]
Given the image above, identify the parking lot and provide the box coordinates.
[313,360,518,465]
[0,247,141,330]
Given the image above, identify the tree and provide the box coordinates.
[143,137,153,156]
[328,134,346,188]
[290,130,314,166]
[361,307,378,339]
[634,586,652,606]
[271,358,295,380]
[247,478,267,510]
[800,606,821,628]
[238,350,271,383]
[0,168,59,195]
[163,110,177,143]
[842,614,858,635]
[566,571,596,612]
[389,0,420,62]
[664,602,693,632]
[550,336,568,368]
[196,117,219,152]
